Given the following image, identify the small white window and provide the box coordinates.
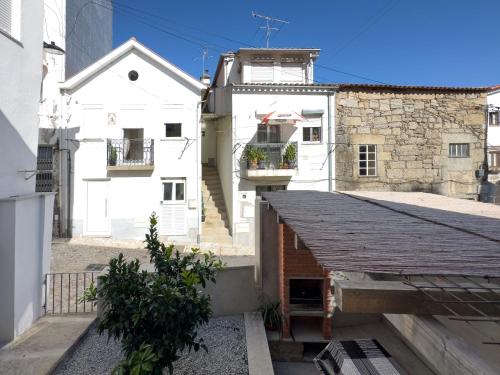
[162,179,185,202]
[281,63,303,83]
[359,144,377,176]
[302,117,322,143]
[449,143,469,158]
[489,151,500,169]
[489,111,500,126]
[251,62,274,82]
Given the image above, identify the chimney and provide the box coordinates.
[200,69,210,85]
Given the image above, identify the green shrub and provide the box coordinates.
[95,213,224,374]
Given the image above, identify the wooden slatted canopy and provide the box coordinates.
[261,191,500,277]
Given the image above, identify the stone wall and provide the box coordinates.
[335,89,487,198]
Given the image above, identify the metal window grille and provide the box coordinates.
[35,146,53,192]
[449,143,470,158]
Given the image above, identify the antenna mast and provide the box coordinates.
[252,11,290,48]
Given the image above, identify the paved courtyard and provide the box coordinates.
[51,238,254,273]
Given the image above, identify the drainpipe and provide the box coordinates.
[196,100,205,244]
[327,93,333,192]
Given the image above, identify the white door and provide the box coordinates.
[85,181,111,236]
[159,180,187,235]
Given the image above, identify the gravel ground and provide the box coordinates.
[53,315,248,375]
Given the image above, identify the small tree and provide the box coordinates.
[96,214,224,374]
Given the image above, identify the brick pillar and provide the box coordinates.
[322,274,333,340]
[322,317,332,340]
[278,223,291,338]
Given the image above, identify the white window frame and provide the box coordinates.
[0,0,21,41]
[489,151,500,169]
[489,110,500,126]
[449,143,470,158]
[358,144,377,177]
[302,117,323,144]
[251,62,274,83]
[161,179,186,204]
[280,62,304,83]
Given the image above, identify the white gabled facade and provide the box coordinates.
[204,48,337,247]
[487,87,500,182]
[60,39,206,241]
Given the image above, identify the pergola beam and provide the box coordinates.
[334,280,500,316]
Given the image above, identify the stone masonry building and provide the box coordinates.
[335,84,489,198]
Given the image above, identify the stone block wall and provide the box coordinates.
[335,88,487,198]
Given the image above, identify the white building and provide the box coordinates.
[488,86,500,182]
[38,0,113,237]
[0,0,54,343]
[59,39,206,241]
[203,48,337,247]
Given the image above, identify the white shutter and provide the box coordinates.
[251,63,274,82]
[160,204,187,235]
[281,64,303,82]
[0,0,12,35]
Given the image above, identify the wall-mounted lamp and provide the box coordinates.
[43,41,65,55]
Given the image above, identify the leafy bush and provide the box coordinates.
[284,143,297,163]
[96,213,224,374]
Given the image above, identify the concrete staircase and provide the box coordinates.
[202,165,232,244]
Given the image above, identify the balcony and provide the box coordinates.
[107,138,154,171]
[242,142,298,179]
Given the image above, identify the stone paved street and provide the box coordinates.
[51,238,254,273]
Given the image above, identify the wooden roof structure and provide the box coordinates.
[261,191,500,277]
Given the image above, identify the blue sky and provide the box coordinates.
[111,0,500,87]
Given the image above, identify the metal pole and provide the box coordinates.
[327,93,333,192]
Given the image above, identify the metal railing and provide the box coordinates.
[245,141,298,170]
[43,272,100,315]
[107,138,154,167]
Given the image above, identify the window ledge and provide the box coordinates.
[0,29,23,47]
[160,137,185,141]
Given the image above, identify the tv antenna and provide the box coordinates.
[194,47,212,75]
[252,11,290,48]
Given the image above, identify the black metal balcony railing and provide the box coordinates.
[107,138,154,167]
[245,142,298,170]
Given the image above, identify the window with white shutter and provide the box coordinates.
[251,62,274,82]
[0,0,12,35]
[281,63,303,82]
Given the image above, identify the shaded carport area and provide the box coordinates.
[261,190,500,375]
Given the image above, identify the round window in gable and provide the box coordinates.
[128,70,139,81]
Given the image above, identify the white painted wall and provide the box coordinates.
[0,0,44,198]
[65,48,203,241]
[488,91,500,148]
[229,91,335,246]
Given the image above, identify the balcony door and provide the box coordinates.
[257,124,280,143]
[123,128,144,163]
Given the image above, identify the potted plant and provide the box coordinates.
[259,299,282,331]
[243,145,259,169]
[283,143,297,169]
[255,148,268,169]
[109,145,118,166]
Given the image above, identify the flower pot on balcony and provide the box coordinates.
[109,146,117,166]
[258,160,266,169]
[249,160,258,170]
[282,161,289,169]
